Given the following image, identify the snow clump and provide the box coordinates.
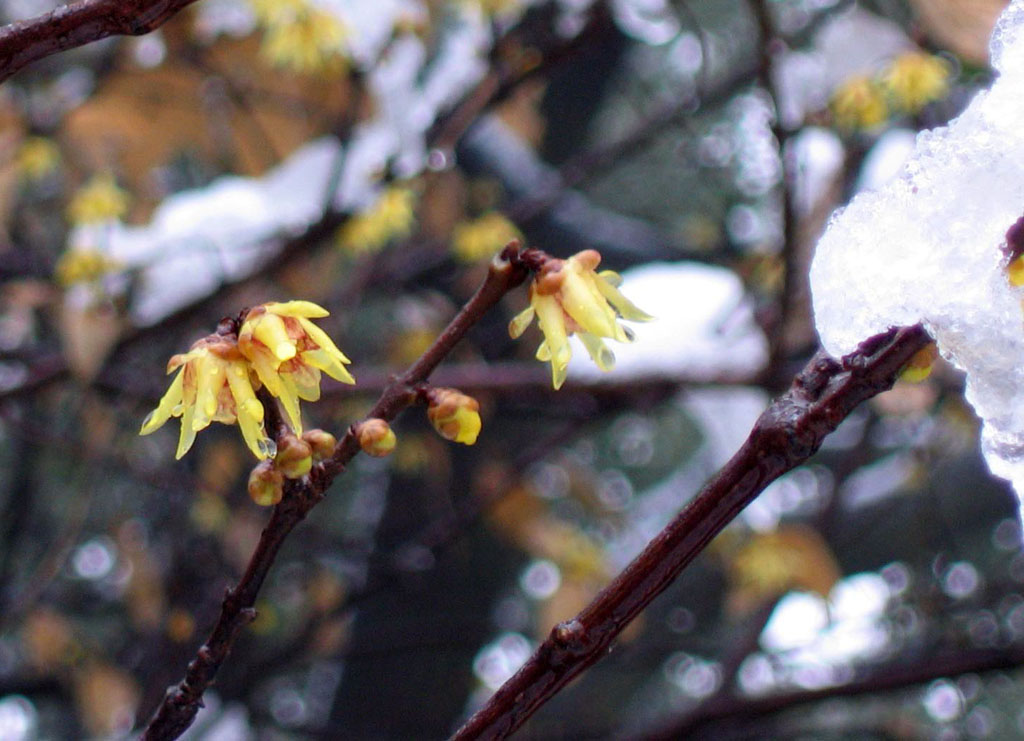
[810,0,1024,506]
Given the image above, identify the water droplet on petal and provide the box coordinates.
[257,437,278,459]
[172,404,183,415]
[623,326,636,342]
[142,410,156,428]
[599,347,616,369]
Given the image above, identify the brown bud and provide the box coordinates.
[426,388,481,445]
[302,429,338,461]
[900,342,939,383]
[274,434,313,479]
[356,418,397,457]
[248,461,284,506]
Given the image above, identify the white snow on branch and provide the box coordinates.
[810,0,1024,505]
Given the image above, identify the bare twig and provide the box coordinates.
[0,0,200,83]
[649,642,1024,738]
[140,244,535,740]
[453,323,932,740]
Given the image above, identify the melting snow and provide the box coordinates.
[810,0,1024,509]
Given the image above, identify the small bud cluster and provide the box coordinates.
[247,428,337,506]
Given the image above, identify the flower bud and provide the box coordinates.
[900,343,939,383]
[1009,255,1024,287]
[248,461,284,506]
[302,429,338,461]
[274,434,313,479]
[426,388,481,446]
[356,418,397,457]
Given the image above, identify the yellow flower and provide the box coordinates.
[54,248,119,287]
[830,76,888,132]
[67,174,130,225]
[509,249,652,389]
[337,186,417,254]
[237,300,355,434]
[249,0,305,23]
[452,211,523,263]
[140,335,274,461]
[253,0,348,74]
[426,388,481,445]
[881,52,950,113]
[16,137,60,180]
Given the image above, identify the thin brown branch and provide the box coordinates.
[650,642,1024,738]
[0,0,200,83]
[140,245,533,741]
[452,323,932,740]
[748,0,810,389]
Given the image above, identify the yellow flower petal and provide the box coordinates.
[534,295,571,389]
[593,273,654,322]
[579,333,616,371]
[276,372,304,435]
[296,317,351,364]
[225,361,272,460]
[176,396,198,460]
[560,269,618,338]
[508,306,535,339]
[267,300,330,319]
[252,313,296,362]
[250,349,287,403]
[288,363,322,401]
[140,369,184,435]
[300,349,355,384]
[192,354,227,432]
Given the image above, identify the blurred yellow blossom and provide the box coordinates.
[16,136,60,180]
[54,248,119,287]
[509,249,652,389]
[337,186,417,254]
[237,300,355,434]
[830,76,888,132]
[463,0,522,15]
[140,334,274,461]
[68,174,130,224]
[881,52,951,113]
[452,211,523,263]
[251,0,348,74]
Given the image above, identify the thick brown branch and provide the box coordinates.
[140,246,531,741]
[0,0,200,83]
[453,323,932,740]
